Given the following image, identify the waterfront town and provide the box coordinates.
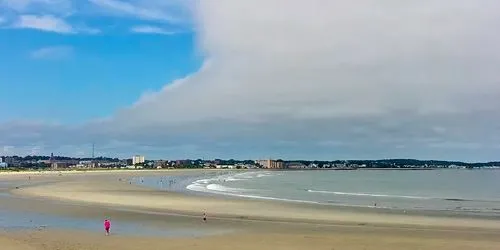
[1,154,499,170]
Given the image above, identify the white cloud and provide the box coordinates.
[12,15,101,34]
[2,146,14,154]
[14,14,74,33]
[428,142,482,150]
[1,0,74,16]
[77,25,101,34]
[30,45,73,60]
[1,0,190,34]
[117,1,499,122]
[2,0,40,11]
[113,2,499,121]
[88,0,185,23]
[3,0,500,161]
[130,25,177,35]
[108,0,500,159]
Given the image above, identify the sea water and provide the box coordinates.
[140,169,500,214]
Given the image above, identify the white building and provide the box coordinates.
[132,155,145,165]
[215,165,236,169]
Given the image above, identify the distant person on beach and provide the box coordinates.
[104,219,111,236]
[203,212,207,222]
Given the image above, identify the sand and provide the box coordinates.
[2,228,500,250]
[1,170,500,250]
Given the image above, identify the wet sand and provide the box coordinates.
[1,170,500,250]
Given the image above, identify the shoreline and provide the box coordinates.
[5,170,500,230]
[2,166,499,175]
[4,169,500,219]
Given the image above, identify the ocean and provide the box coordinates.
[140,169,500,215]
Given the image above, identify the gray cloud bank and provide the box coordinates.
[2,0,500,161]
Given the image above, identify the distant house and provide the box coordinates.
[153,160,166,169]
[286,162,307,169]
[0,162,7,168]
[216,165,236,169]
[308,163,318,168]
[51,162,71,169]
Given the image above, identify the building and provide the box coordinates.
[215,165,236,169]
[50,159,79,169]
[286,162,307,169]
[4,157,15,165]
[153,160,166,169]
[0,162,7,168]
[255,159,284,169]
[132,155,145,165]
[175,160,191,167]
[74,160,98,168]
[51,162,71,169]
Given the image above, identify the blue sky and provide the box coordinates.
[1,1,500,161]
[0,15,200,123]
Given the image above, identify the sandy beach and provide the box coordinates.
[1,170,500,250]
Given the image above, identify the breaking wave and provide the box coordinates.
[307,190,431,200]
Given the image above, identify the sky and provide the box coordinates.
[1,0,500,162]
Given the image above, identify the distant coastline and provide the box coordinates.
[2,167,500,174]
[280,167,438,171]
[273,167,500,171]
[2,163,500,250]
[2,155,500,171]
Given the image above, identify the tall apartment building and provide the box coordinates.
[255,159,284,169]
[132,155,145,165]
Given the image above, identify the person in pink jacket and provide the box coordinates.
[104,219,111,236]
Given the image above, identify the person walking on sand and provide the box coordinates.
[104,219,111,236]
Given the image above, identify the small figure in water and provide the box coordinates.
[374,203,377,207]
[203,212,207,222]
[104,219,111,236]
